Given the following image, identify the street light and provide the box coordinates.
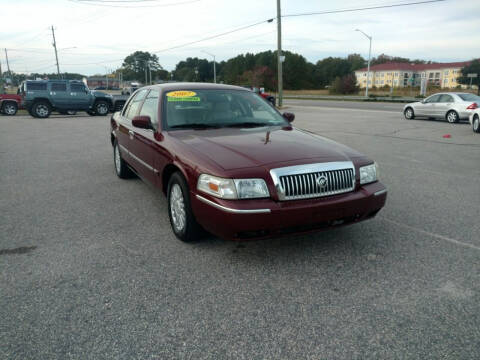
[355,29,372,97]
[201,50,216,83]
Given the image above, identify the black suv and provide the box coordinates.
[19,80,114,118]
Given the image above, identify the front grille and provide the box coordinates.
[270,162,355,201]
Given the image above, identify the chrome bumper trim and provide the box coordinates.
[195,195,271,214]
[374,189,387,196]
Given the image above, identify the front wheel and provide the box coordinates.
[167,172,202,242]
[95,101,109,116]
[473,115,480,133]
[2,102,18,115]
[404,107,414,120]
[446,110,459,123]
[113,141,133,179]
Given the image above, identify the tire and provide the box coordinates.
[404,107,414,120]
[167,172,202,242]
[113,141,133,179]
[32,101,51,118]
[446,110,459,123]
[94,101,109,116]
[473,115,480,133]
[268,97,276,107]
[2,102,18,115]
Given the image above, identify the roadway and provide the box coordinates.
[1,103,479,359]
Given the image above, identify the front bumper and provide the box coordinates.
[191,182,387,240]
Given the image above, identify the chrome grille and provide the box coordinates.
[270,162,355,201]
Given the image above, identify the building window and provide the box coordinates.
[444,70,449,76]
[381,73,384,77]
[444,79,448,84]
[435,72,440,78]
[394,73,398,77]
[429,73,433,79]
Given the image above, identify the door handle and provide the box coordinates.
[128,130,134,140]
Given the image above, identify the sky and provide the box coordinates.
[1,0,479,76]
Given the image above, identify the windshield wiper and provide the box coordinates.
[169,123,221,129]
[223,122,271,128]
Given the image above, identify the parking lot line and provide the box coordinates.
[381,217,480,251]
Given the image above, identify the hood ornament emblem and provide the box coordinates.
[316,175,328,188]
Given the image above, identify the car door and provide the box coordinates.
[119,89,149,174]
[417,94,441,117]
[69,83,91,110]
[49,82,70,110]
[129,89,160,185]
[437,94,454,118]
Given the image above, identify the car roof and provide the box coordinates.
[144,82,250,93]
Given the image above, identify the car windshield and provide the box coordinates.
[456,93,480,101]
[164,89,287,129]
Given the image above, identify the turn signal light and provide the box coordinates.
[467,103,478,110]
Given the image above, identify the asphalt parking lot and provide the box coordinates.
[1,104,479,359]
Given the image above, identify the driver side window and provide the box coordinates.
[123,89,148,121]
[425,94,441,103]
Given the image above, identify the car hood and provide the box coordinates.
[170,126,366,171]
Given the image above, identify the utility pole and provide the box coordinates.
[149,63,152,85]
[4,48,11,75]
[51,26,61,77]
[201,50,216,83]
[276,0,283,107]
[144,62,148,85]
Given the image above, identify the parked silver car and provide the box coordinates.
[403,92,479,123]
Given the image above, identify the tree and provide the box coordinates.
[121,51,163,83]
[458,59,480,95]
[329,73,358,94]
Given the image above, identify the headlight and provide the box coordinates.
[197,174,269,199]
[360,163,378,185]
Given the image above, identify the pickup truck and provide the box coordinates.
[0,93,23,115]
[18,80,123,118]
[242,86,276,106]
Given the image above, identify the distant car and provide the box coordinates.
[469,108,480,133]
[403,92,479,123]
[19,80,115,118]
[94,86,106,90]
[242,86,276,106]
[0,93,23,115]
[121,85,139,95]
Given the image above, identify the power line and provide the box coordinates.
[282,0,446,18]
[55,0,445,69]
[68,0,200,8]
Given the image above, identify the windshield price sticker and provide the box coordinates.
[166,91,197,98]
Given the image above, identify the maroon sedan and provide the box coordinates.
[110,83,387,241]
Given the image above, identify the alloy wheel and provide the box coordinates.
[36,104,49,117]
[4,104,16,115]
[170,184,186,232]
[447,111,458,123]
[96,103,108,115]
[114,145,121,174]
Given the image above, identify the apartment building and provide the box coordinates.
[354,61,470,89]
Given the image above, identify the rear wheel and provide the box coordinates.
[94,101,109,116]
[446,110,459,123]
[167,172,202,242]
[32,101,51,118]
[473,115,480,133]
[1,102,18,115]
[404,107,414,120]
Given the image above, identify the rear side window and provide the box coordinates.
[139,90,159,127]
[51,83,67,91]
[27,82,47,91]
[70,83,86,92]
[439,94,453,103]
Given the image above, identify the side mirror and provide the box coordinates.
[132,115,153,130]
[282,112,295,123]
